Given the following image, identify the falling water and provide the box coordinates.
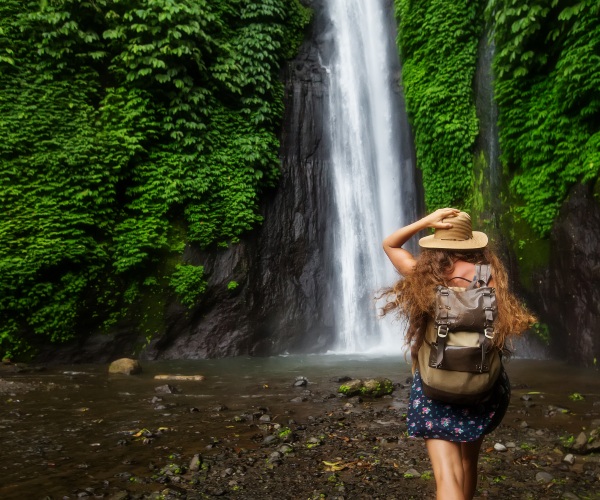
[324,0,418,353]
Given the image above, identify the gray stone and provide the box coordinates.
[404,468,421,478]
[154,384,178,394]
[494,443,507,452]
[189,454,201,472]
[563,454,575,465]
[108,358,141,375]
[572,431,588,452]
[535,471,554,483]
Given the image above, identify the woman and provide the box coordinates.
[381,208,535,500]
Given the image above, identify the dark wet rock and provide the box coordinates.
[532,182,600,367]
[108,358,142,375]
[290,396,307,403]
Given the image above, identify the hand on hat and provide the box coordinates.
[424,208,460,229]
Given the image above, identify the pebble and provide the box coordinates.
[520,421,529,428]
[494,443,507,452]
[505,442,516,449]
[563,453,575,465]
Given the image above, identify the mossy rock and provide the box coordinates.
[338,378,394,398]
[361,378,394,397]
[338,379,363,397]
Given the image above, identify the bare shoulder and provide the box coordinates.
[445,260,476,283]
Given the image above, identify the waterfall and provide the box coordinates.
[324,0,418,353]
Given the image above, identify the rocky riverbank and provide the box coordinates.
[1,360,598,500]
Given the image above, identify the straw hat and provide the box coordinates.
[418,211,488,250]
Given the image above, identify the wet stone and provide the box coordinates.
[154,384,178,394]
[535,471,554,483]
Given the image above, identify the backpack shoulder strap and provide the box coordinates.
[467,264,493,289]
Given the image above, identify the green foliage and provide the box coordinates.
[487,0,600,235]
[227,280,239,291]
[0,0,311,356]
[169,264,207,308]
[394,0,484,210]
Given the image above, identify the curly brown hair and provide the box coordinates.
[380,246,536,362]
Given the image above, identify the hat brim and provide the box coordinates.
[418,231,488,250]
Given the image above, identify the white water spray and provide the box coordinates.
[325,0,417,353]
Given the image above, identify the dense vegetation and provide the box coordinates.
[487,0,600,236]
[0,0,310,357]
[393,0,484,210]
[395,0,600,238]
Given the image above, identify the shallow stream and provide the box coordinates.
[1,356,599,499]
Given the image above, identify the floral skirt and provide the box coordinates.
[406,368,511,442]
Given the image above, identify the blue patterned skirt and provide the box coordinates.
[407,368,511,442]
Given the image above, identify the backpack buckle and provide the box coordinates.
[484,327,494,339]
[437,325,449,338]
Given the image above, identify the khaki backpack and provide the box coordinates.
[417,264,502,405]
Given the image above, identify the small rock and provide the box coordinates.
[293,376,308,387]
[108,358,142,375]
[563,453,575,465]
[535,471,554,483]
[520,421,529,428]
[561,492,580,500]
[572,431,588,452]
[520,394,532,401]
[494,443,507,452]
[154,384,178,394]
[505,442,516,449]
[404,468,421,478]
[259,414,271,423]
[290,396,306,403]
[189,454,201,472]
[263,435,278,446]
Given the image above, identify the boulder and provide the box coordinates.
[108,358,141,375]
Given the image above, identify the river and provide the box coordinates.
[1,356,599,499]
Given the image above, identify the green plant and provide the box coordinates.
[227,280,239,291]
[169,264,207,308]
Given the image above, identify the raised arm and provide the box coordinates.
[382,208,460,276]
